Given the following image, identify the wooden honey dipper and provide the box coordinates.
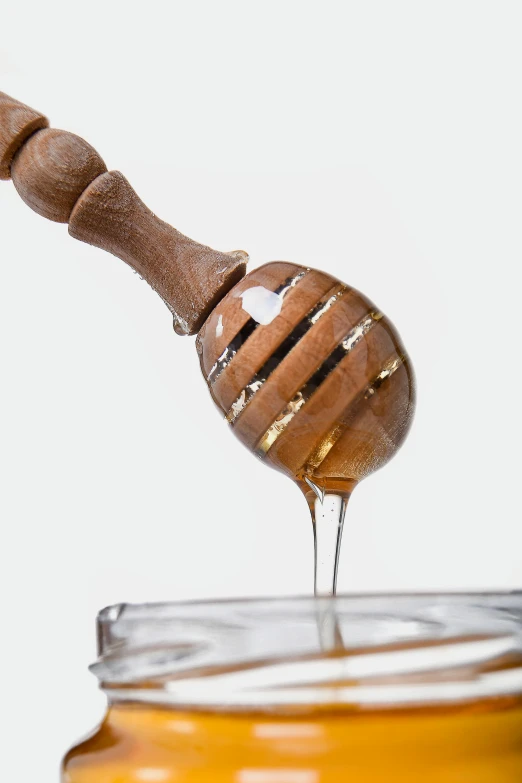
[1,91,415,591]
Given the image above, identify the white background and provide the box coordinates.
[1,2,521,780]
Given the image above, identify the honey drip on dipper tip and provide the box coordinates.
[303,477,350,597]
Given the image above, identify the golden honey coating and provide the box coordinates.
[197,262,415,494]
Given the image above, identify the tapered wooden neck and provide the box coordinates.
[0,91,247,335]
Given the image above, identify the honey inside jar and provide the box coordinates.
[64,698,522,782]
[62,595,522,782]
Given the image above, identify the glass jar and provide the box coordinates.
[63,593,522,782]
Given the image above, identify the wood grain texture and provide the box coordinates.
[69,171,247,335]
[1,91,247,334]
[198,262,415,494]
[266,319,410,481]
[313,358,414,484]
[196,262,303,378]
[231,287,373,449]
[11,128,107,222]
[0,91,49,180]
[211,270,337,413]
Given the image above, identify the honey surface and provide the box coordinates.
[63,698,522,782]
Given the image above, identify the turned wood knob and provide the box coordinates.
[0,92,48,180]
[11,128,107,223]
[197,262,415,495]
[0,91,247,335]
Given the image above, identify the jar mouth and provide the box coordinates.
[91,592,522,712]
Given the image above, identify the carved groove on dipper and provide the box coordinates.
[206,269,308,384]
[226,284,347,424]
[255,310,383,456]
[303,353,406,472]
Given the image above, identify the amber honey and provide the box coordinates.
[64,699,522,782]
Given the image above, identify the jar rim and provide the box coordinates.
[92,592,522,712]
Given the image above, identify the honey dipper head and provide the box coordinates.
[197,262,415,496]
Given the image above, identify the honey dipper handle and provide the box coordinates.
[0,91,247,335]
[0,91,49,180]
